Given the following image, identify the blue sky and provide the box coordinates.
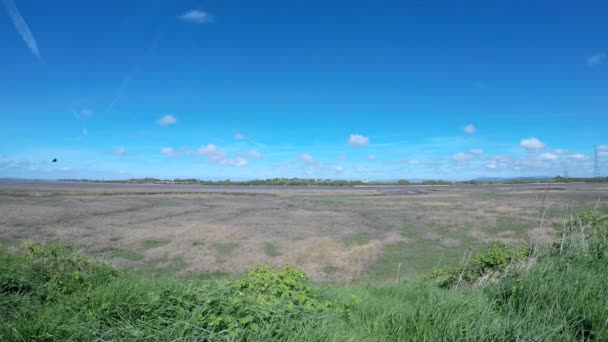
[1,0,607,180]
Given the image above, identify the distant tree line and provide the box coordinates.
[59,176,608,186]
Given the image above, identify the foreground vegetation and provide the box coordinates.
[1,210,607,341]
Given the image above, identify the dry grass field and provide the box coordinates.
[1,183,606,282]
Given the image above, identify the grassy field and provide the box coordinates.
[0,184,607,282]
[1,209,607,340]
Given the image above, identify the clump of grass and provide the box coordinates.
[214,242,239,263]
[322,265,340,273]
[106,247,145,261]
[263,242,281,257]
[341,232,371,247]
[142,239,170,249]
[426,241,531,288]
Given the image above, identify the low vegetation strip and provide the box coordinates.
[1,210,607,341]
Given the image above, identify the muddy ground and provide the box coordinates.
[1,183,606,282]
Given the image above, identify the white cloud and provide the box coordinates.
[299,153,317,165]
[335,166,344,174]
[220,157,248,167]
[368,154,377,161]
[235,133,246,140]
[452,152,475,163]
[179,9,214,24]
[538,152,558,161]
[194,144,225,160]
[193,144,250,166]
[161,147,178,157]
[485,155,514,171]
[598,145,608,157]
[348,134,369,147]
[520,137,545,150]
[587,52,606,67]
[3,0,41,61]
[157,114,176,126]
[464,124,476,134]
[568,153,587,161]
[386,159,419,165]
[452,149,484,164]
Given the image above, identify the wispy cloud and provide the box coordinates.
[80,109,93,118]
[452,149,484,164]
[520,137,545,150]
[3,0,41,61]
[299,153,317,165]
[568,153,587,161]
[243,150,263,159]
[194,144,225,160]
[157,114,176,126]
[538,152,558,161]
[115,146,127,156]
[235,133,246,140]
[160,147,187,157]
[179,9,214,24]
[385,159,419,165]
[598,145,608,157]
[193,144,249,166]
[348,134,369,147]
[463,124,476,134]
[587,52,606,67]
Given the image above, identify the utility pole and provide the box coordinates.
[594,145,600,178]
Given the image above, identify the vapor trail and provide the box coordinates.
[2,0,42,61]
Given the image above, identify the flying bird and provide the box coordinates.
[52,159,57,162]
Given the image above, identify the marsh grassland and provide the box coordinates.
[1,183,606,282]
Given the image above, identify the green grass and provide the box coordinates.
[139,256,188,277]
[263,242,281,257]
[341,232,371,247]
[105,247,145,261]
[142,239,170,249]
[2,210,607,341]
[214,242,239,263]
[485,217,534,235]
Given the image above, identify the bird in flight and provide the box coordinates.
[52,159,57,162]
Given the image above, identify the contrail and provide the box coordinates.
[2,0,42,61]
[106,28,165,112]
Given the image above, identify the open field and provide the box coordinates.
[1,181,607,282]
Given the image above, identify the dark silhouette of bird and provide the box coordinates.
[52,159,57,163]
